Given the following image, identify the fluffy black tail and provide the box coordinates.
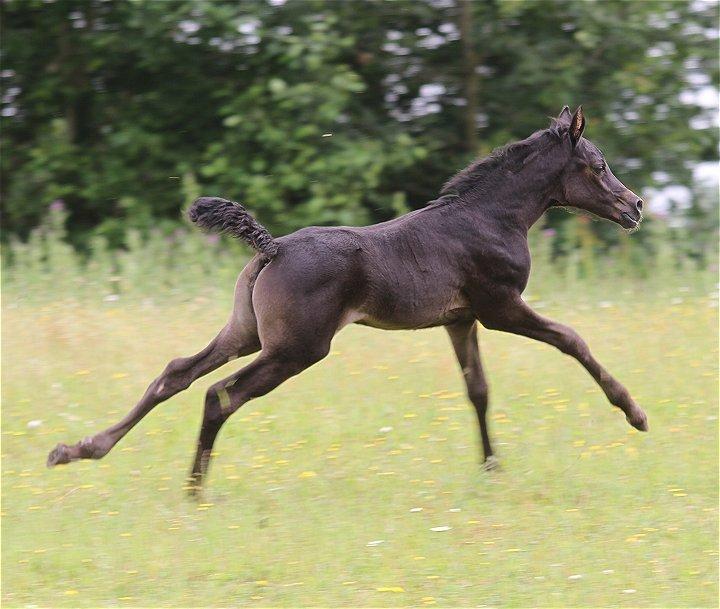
[188,197,279,258]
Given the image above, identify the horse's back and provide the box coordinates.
[260,222,471,331]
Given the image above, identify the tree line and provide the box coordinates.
[2,0,717,250]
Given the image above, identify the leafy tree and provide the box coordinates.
[198,1,424,232]
[1,0,716,249]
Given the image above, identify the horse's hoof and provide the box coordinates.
[626,410,649,432]
[46,444,71,468]
[482,456,500,472]
[184,477,203,499]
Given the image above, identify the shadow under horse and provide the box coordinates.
[48,106,648,493]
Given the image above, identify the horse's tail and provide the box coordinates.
[188,197,279,259]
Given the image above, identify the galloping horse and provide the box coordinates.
[48,106,648,492]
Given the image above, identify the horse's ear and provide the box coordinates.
[569,106,585,146]
[557,105,572,124]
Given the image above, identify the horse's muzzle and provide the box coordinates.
[619,210,642,230]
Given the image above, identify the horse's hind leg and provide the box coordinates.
[186,265,343,494]
[445,319,497,470]
[186,340,332,494]
[47,323,260,467]
[47,259,266,468]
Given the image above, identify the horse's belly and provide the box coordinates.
[353,291,472,330]
[356,308,472,330]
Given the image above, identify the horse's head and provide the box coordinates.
[552,106,643,231]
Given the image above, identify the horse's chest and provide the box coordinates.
[473,243,532,292]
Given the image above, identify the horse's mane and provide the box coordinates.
[440,122,564,197]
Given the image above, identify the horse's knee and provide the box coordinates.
[548,325,586,357]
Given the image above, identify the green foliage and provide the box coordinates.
[1,0,717,248]
[202,9,423,231]
[2,204,249,303]
[3,207,716,308]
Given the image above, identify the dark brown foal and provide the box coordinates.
[48,106,648,493]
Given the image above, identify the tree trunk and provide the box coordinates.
[458,0,479,154]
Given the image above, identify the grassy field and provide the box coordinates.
[2,288,718,607]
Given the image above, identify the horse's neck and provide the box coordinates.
[455,139,567,231]
[459,182,555,233]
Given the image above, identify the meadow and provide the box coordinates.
[2,267,718,607]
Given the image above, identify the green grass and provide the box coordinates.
[2,289,718,607]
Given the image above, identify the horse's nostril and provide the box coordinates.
[636,199,643,212]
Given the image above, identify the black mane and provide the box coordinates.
[441,123,564,197]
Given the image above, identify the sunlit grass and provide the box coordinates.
[2,289,718,607]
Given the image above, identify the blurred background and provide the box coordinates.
[1,1,718,607]
[1,0,718,280]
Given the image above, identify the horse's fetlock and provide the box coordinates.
[80,435,112,459]
[607,384,631,408]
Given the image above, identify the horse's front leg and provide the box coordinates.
[445,319,498,470]
[482,296,648,431]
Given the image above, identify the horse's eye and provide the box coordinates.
[593,162,605,175]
